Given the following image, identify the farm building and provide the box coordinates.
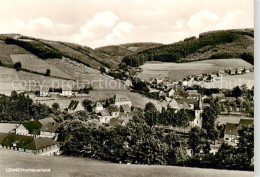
[40,122,60,138]
[114,94,132,108]
[15,124,29,135]
[40,87,49,97]
[0,133,59,156]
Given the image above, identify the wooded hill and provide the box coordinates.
[122,29,254,67]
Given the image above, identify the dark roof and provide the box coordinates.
[108,105,119,112]
[224,123,239,136]
[68,100,80,110]
[0,133,8,143]
[22,120,42,134]
[109,118,124,126]
[121,105,131,112]
[23,137,57,150]
[1,134,34,148]
[238,119,254,129]
[177,98,197,105]
[40,122,59,133]
[100,109,110,117]
[38,117,55,126]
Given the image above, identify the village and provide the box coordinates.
[0,64,254,157]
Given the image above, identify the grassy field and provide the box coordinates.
[0,66,26,95]
[137,59,253,81]
[0,40,29,66]
[216,115,254,125]
[0,150,253,177]
[46,58,127,90]
[200,72,254,89]
[10,54,73,80]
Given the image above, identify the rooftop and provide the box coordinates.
[0,123,19,133]
[114,94,131,102]
[224,123,239,136]
[40,122,59,133]
[23,137,57,150]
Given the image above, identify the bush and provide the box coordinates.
[13,62,22,71]
[46,69,51,76]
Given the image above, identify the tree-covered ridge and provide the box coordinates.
[5,38,62,59]
[122,29,254,66]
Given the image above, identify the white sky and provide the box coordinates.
[0,0,254,48]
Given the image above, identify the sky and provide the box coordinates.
[0,0,254,48]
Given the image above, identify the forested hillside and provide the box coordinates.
[122,29,254,67]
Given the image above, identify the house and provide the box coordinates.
[120,105,131,113]
[224,123,239,143]
[68,100,84,113]
[168,89,175,97]
[23,137,60,156]
[109,118,124,126]
[168,99,179,110]
[114,94,132,108]
[15,124,29,135]
[40,87,49,97]
[230,70,236,75]
[108,105,120,117]
[218,70,225,77]
[238,119,253,129]
[60,86,73,97]
[212,93,225,99]
[0,123,19,133]
[177,98,198,110]
[99,109,112,123]
[0,133,59,156]
[38,117,55,126]
[124,79,133,87]
[95,102,104,113]
[187,90,200,99]
[224,119,253,144]
[40,122,59,138]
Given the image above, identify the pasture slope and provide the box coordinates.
[0,151,253,177]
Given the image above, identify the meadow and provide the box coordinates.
[137,59,253,81]
[216,115,254,125]
[200,72,254,89]
[10,54,73,80]
[0,150,253,177]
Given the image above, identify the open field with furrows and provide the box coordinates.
[0,40,29,66]
[0,67,27,95]
[200,72,254,89]
[88,90,167,110]
[137,59,253,81]
[216,115,254,125]
[46,58,128,90]
[0,150,253,177]
[10,54,73,80]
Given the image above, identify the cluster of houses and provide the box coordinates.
[0,117,60,156]
[224,118,253,144]
[95,94,134,126]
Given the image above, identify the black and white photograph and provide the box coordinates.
[0,0,257,176]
